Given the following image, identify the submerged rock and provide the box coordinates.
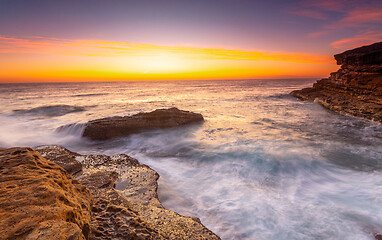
[36,145,220,240]
[375,233,382,240]
[0,147,92,240]
[82,107,204,140]
[12,105,86,117]
[291,42,382,123]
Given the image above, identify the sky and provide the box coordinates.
[0,0,381,82]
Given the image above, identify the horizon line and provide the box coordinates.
[0,77,324,84]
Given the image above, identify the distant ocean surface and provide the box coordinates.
[1,79,381,240]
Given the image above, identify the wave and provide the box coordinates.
[244,93,292,101]
[72,93,108,97]
[0,115,84,148]
[13,105,86,117]
[55,123,87,137]
[265,93,293,99]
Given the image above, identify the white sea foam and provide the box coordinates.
[0,114,84,148]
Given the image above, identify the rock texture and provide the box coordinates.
[82,107,204,140]
[0,147,92,240]
[36,145,220,240]
[291,42,382,122]
[0,145,220,239]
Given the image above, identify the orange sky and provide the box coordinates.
[0,36,337,83]
[1,0,381,83]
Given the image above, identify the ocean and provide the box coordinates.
[0,79,381,240]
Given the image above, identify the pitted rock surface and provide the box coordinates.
[0,147,92,240]
[37,145,221,240]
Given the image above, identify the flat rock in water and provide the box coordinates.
[291,42,382,123]
[82,107,204,140]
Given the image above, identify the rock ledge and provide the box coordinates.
[291,42,382,123]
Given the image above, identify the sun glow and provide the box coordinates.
[135,52,185,73]
[0,36,337,82]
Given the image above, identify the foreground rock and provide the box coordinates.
[82,107,204,140]
[291,42,382,123]
[0,148,92,240]
[36,145,220,240]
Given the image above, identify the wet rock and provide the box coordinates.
[82,107,204,140]
[291,42,382,123]
[375,233,382,240]
[79,171,119,190]
[0,147,92,240]
[38,145,221,240]
[79,171,162,240]
[36,145,82,175]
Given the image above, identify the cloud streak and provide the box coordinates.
[330,31,382,49]
[0,36,332,64]
[340,8,382,26]
[291,0,382,50]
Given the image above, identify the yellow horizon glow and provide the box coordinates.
[0,36,337,83]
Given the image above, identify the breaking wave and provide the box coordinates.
[56,123,87,137]
[13,105,87,117]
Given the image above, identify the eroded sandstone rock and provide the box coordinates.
[1,145,220,239]
[291,42,382,123]
[0,147,92,240]
[334,42,382,66]
[36,145,162,239]
[36,145,82,175]
[37,145,220,240]
[82,107,204,140]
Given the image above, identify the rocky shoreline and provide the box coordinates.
[291,42,382,123]
[0,146,220,240]
[0,108,220,240]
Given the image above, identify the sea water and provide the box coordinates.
[0,79,381,240]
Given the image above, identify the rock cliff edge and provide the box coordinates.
[291,42,382,122]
